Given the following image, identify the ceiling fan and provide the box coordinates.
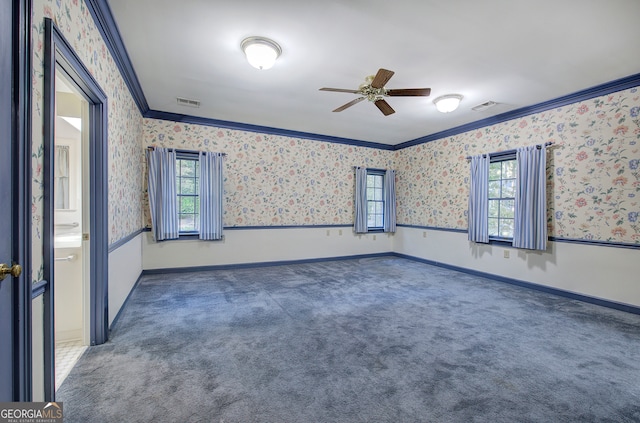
[320,68,431,116]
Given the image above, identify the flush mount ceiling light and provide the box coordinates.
[433,94,463,113]
[241,36,282,70]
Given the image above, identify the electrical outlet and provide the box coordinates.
[326,229,330,236]
[373,235,376,241]
[503,250,510,258]
[339,229,343,236]
[423,231,427,238]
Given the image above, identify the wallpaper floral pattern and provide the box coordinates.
[145,88,639,245]
[32,0,144,282]
[396,88,640,244]
[143,119,394,227]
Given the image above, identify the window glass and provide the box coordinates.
[488,159,516,239]
[366,172,384,229]
[176,157,200,233]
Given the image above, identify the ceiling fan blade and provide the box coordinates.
[332,97,365,112]
[374,99,395,116]
[320,87,360,94]
[386,88,432,97]
[370,68,395,88]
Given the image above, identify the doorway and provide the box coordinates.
[52,72,90,390]
[43,18,109,401]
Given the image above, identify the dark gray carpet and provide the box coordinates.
[57,257,640,422]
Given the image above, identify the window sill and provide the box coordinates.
[488,237,513,247]
[175,233,225,241]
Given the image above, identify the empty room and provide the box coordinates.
[1,0,639,422]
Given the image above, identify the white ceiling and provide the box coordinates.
[106,0,640,146]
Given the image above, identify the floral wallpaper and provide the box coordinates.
[32,0,144,282]
[144,87,639,245]
[396,87,640,244]
[143,119,394,227]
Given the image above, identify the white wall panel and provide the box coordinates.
[143,228,393,270]
[394,226,640,308]
[108,233,143,326]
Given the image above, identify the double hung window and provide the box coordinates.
[488,156,517,240]
[176,155,200,234]
[366,171,385,230]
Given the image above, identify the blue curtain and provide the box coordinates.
[383,169,396,233]
[147,147,179,241]
[513,145,547,250]
[468,154,490,243]
[354,167,368,233]
[199,151,224,240]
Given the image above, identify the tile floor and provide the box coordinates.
[55,340,87,391]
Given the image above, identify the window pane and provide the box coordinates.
[489,162,502,180]
[500,218,514,238]
[374,188,383,201]
[180,177,196,195]
[179,214,196,232]
[488,181,501,198]
[375,215,383,227]
[488,199,500,218]
[181,160,196,177]
[375,202,383,215]
[368,214,376,227]
[368,201,376,215]
[503,160,517,179]
[501,200,514,218]
[502,179,516,198]
[367,188,375,200]
[181,196,195,213]
[488,218,499,236]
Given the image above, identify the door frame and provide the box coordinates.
[7,0,32,402]
[43,18,109,400]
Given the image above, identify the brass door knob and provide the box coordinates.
[0,263,22,281]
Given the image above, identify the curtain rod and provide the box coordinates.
[353,166,390,172]
[146,146,226,156]
[466,141,554,160]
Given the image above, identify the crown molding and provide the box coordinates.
[144,110,394,150]
[396,73,640,150]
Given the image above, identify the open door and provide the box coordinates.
[0,0,31,401]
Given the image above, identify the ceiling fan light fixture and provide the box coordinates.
[241,36,281,70]
[434,94,463,113]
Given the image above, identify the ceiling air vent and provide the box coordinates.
[176,97,201,108]
[472,101,498,112]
